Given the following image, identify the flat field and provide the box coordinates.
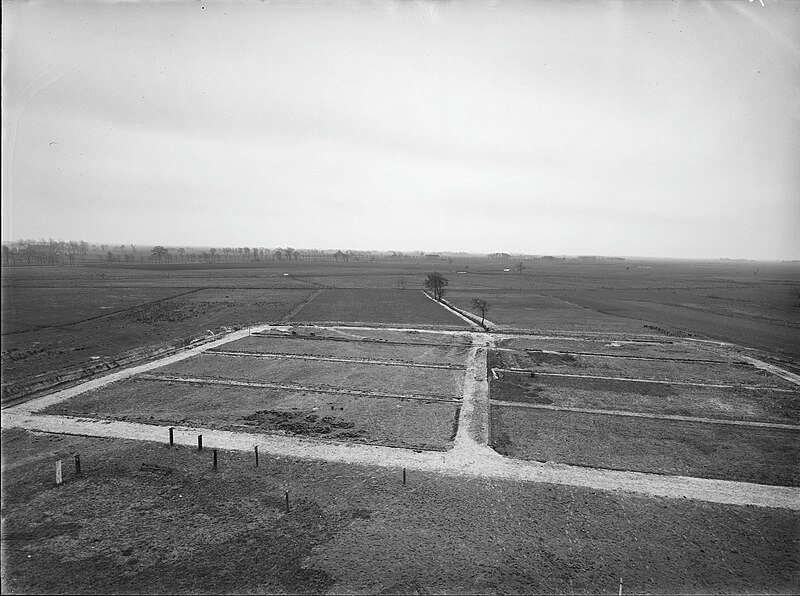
[1,286,316,400]
[3,257,800,594]
[3,429,798,595]
[40,379,458,451]
[497,336,726,360]
[153,353,463,399]
[490,406,800,487]
[215,334,469,366]
[489,348,795,387]
[290,288,468,327]
[491,370,800,425]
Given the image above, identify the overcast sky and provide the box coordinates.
[2,0,799,259]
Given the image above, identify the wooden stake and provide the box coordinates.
[74,454,81,475]
[285,490,290,513]
[213,449,218,468]
[254,445,259,467]
[619,578,623,596]
[402,468,406,485]
[198,434,203,450]
[55,460,63,485]
[169,427,174,446]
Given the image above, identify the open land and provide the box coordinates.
[2,257,799,593]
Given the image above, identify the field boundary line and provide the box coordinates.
[489,399,800,431]
[281,288,323,322]
[4,325,270,414]
[493,368,798,392]
[206,350,466,370]
[138,373,462,403]
[0,287,208,336]
[4,411,799,510]
[421,291,484,329]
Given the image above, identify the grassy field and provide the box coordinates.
[3,429,798,595]
[490,406,800,487]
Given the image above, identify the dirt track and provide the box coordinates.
[3,323,799,510]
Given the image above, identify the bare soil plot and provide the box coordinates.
[498,336,727,361]
[215,335,469,366]
[290,288,468,327]
[155,353,464,399]
[4,429,798,595]
[490,406,800,487]
[302,326,473,345]
[490,349,795,388]
[491,369,800,425]
[39,379,458,451]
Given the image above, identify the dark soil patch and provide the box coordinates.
[241,409,366,439]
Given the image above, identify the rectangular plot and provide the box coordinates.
[490,406,800,487]
[491,370,800,425]
[489,350,792,387]
[290,289,468,327]
[155,354,464,398]
[218,335,469,366]
[41,378,457,451]
[499,337,723,361]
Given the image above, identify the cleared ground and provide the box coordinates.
[40,328,466,452]
[491,373,799,425]
[489,336,800,487]
[490,407,800,487]
[214,333,470,366]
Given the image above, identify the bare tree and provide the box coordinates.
[424,271,448,301]
[471,298,490,327]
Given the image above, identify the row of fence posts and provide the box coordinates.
[55,427,412,515]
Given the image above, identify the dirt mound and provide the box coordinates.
[241,410,367,439]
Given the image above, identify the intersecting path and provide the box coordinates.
[3,324,799,511]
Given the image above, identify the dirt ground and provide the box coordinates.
[491,368,800,425]
[2,429,798,595]
[490,406,800,487]
[40,379,460,451]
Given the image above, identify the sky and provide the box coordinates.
[2,0,799,259]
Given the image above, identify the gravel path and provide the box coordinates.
[3,323,799,510]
